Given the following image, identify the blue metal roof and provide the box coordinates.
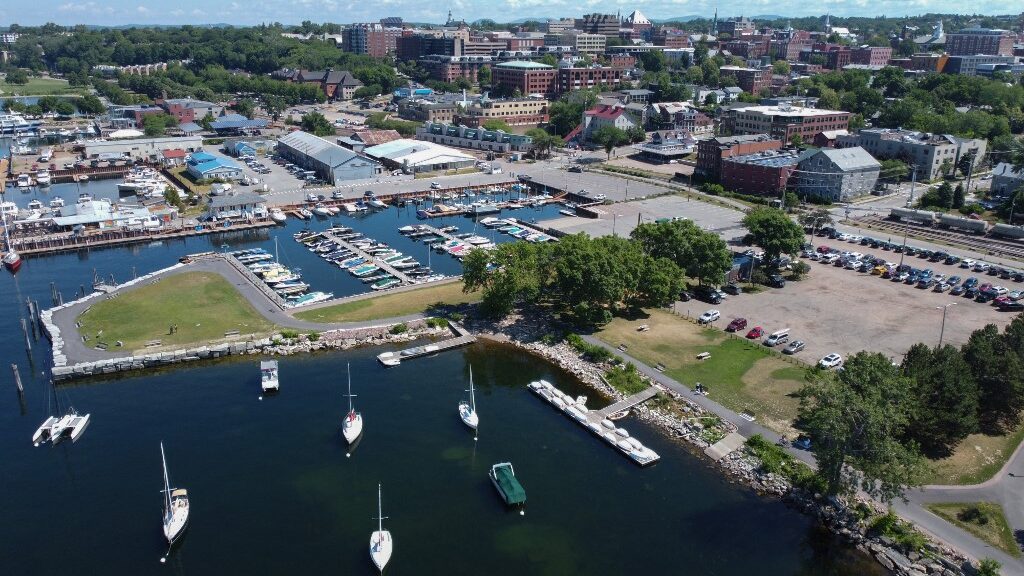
[210,113,269,130]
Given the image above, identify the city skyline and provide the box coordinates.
[1,0,1017,27]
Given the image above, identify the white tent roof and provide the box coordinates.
[108,129,145,139]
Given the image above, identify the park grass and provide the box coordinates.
[927,502,1021,558]
[0,77,85,96]
[76,272,276,351]
[926,422,1024,485]
[293,281,479,323]
[595,309,809,435]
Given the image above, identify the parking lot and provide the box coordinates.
[686,240,1019,366]
[544,194,744,238]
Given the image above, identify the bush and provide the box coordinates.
[426,317,448,328]
[605,363,648,395]
[977,558,1002,576]
[307,332,320,342]
[745,434,820,491]
[869,510,928,552]
[790,261,811,280]
[280,329,300,340]
[566,333,614,362]
[957,505,989,525]
[447,312,465,322]
[389,323,408,335]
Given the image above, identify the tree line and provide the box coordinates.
[462,220,732,323]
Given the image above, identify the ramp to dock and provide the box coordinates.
[595,387,660,418]
[704,432,746,462]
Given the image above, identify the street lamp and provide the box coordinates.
[612,213,623,236]
[936,303,957,348]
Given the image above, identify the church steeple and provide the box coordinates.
[712,7,718,36]
[825,13,831,31]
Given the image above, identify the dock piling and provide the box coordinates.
[21,319,31,352]
[12,364,23,393]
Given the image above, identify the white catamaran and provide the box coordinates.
[342,363,363,445]
[369,483,392,573]
[160,442,190,554]
[458,365,479,430]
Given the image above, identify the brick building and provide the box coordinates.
[850,46,893,67]
[579,13,621,37]
[721,149,801,196]
[946,26,1015,56]
[344,24,403,57]
[419,55,492,83]
[454,97,549,127]
[720,16,755,38]
[609,54,637,69]
[493,61,557,97]
[724,104,851,143]
[719,66,772,94]
[696,134,783,181]
[397,35,463,61]
[724,38,770,59]
[652,28,691,48]
[557,65,623,93]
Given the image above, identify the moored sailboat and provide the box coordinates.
[160,442,190,559]
[458,365,479,430]
[369,484,392,573]
[342,363,363,445]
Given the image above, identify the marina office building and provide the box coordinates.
[277,131,383,184]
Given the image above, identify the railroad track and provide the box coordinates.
[854,215,1024,262]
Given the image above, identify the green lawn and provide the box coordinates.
[76,271,277,351]
[596,310,809,435]
[927,502,1021,558]
[927,422,1024,485]
[294,281,479,323]
[0,77,85,96]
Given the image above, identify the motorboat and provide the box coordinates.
[297,209,312,220]
[49,197,65,209]
[342,363,363,445]
[369,484,393,573]
[371,278,401,290]
[16,174,32,188]
[458,366,479,430]
[489,462,526,508]
[313,204,332,217]
[35,170,51,187]
[27,199,43,211]
[260,360,279,393]
[286,291,333,307]
[270,208,287,223]
[160,443,190,549]
[368,198,387,209]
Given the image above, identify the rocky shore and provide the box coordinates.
[468,312,973,576]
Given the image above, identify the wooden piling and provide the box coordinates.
[21,319,30,352]
[12,364,22,393]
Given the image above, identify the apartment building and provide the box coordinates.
[718,66,772,94]
[493,61,558,97]
[946,26,1015,56]
[724,104,851,142]
[836,128,987,181]
[454,97,549,127]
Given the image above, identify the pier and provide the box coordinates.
[376,322,475,366]
[594,386,660,418]
[320,229,414,285]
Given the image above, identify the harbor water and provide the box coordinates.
[0,215,889,575]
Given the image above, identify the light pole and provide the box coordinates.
[906,166,918,207]
[936,303,957,348]
[897,219,910,268]
[612,213,623,236]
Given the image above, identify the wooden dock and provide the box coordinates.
[595,387,660,418]
[321,229,414,285]
[376,322,475,366]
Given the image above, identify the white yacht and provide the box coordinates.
[27,199,43,211]
[160,443,190,548]
[34,170,51,187]
[260,360,279,393]
[458,365,479,430]
[269,207,287,223]
[369,484,392,573]
[0,113,38,134]
[16,174,32,188]
[49,197,65,209]
[342,363,363,445]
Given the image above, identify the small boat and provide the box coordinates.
[16,174,31,188]
[297,209,312,220]
[559,209,576,217]
[371,277,401,291]
[286,291,333,306]
[459,365,479,430]
[35,170,51,186]
[27,199,43,211]
[160,443,190,549]
[49,197,65,209]
[261,360,279,393]
[369,484,393,573]
[368,199,387,209]
[342,363,363,445]
[32,416,59,445]
[489,462,526,507]
[351,264,380,277]
[270,208,287,223]
[66,412,91,442]
[77,174,89,182]
[313,204,332,217]
[608,409,630,421]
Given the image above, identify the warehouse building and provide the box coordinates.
[363,139,476,174]
[277,131,383,184]
[185,152,244,181]
[83,136,203,162]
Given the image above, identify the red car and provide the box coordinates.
[726,318,748,332]
[994,295,1012,306]
[816,245,831,254]
[746,326,764,339]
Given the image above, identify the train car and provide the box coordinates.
[938,213,989,235]
[889,208,938,225]
[992,223,1024,240]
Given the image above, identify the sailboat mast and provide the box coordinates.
[469,366,475,412]
[274,236,279,263]
[347,362,353,413]
[377,483,383,534]
[160,442,172,511]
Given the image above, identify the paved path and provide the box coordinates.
[51,257,425,364]
[580,333,1024,573]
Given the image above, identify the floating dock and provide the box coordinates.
[527,380,660,466]
[376,323,475,366]
[320,229,414,285]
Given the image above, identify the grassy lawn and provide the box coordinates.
[596,309,809,435]
[927,502,1021,558]
[76,272,277,351]
[293,281,479,323]
[927,423,1024,485]
[0,77,85,96]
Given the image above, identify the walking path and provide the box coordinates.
[579,334,1024,573]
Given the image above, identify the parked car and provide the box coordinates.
[1000,302,1024,312]
[698,310,721,324]
[722,283,741,296]
[783,340,806,354]
[961,258,975,269]
[763,329,790,347]
[965,287,980,299]
[726,318,748,332]
[819,353,843,369]
[694,285,722,304]
[678,290,692,302]
[950,285,966,296]
[964,277,979,289]
[768,274,786,288]
[746,326,765,339]
[793,436,812,450]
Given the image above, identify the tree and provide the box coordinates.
[957,150,977,178]
[53,100,76,116]
[631,219,731,286]
[977,559,1002,576]
[901,343,979,457]
[798,351,930,502]
[939,158,954,178]
[772,60,791,75]
[879,158,910,183]
[591,124,628,160]
[952,184,965,209]
[163,186,182,209]
[741,207,806,266]
[799,208,834,231]
[524,128,563,158]
[75,94,105,115]
[626,125,646,144]
[482,118,512,132]
[232,98,255,119]
[936,181,954,208]
[142,113,177,137]
[300,111,334,136]
[353,84,383,100]
[784,192,800,210]
[5,68,29,85]
[477,66,491,87]
[461,241,551,317]
[962,323,1024,433]
[789,134,803,148]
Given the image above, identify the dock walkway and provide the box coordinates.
[321,229,413,285]
[595,387,660,418]
[376,322,475,365]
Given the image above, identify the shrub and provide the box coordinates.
[869,510,928,552]
[389,323,408,335]
[426,317,448,329]
[307,332,320,342]
[977,559,1002,576]
[447,312,465,322]
[790,261,811,280]
[605,363,648,395]
[280,329,300,340]
[565,333,614,362]
[957,505,989,525]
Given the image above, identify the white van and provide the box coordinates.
[763,329,790,347]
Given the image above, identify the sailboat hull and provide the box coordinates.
[459,403,478,430]
[163,502,190,544]
[369,530,392,571]
[343,412,363,444]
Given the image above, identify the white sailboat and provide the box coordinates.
[458,365,479,430]
[369,484,392,573]
[160,442,190,552]
[342,363,363,445]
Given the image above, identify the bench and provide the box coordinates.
[637,324,649,332]
[145,340,162,347]
[655,363,666,372]
[224,330,240,337]
[696,352,711,361]
[618,343,628,352]
[94,342,108,350]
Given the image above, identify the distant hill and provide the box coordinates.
[651,16,705,23]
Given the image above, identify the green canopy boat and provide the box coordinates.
[489,462,526,507]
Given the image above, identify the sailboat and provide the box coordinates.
[369,484,392,573]
[458,365,479,430]
[342,363,363,445]
[160,442,190,548]
[1,190,21,273]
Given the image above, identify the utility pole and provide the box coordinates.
[906,165,918,206]
[897,218,910,268]
[937,303,956,348]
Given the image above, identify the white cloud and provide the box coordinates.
[57,1,95,12]
[136,5,150,14]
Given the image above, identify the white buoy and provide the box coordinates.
[519,510,525,516]
[346,453,351,458]
[258,396,263,401]
[160,557,166,564]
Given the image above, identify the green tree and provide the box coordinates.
[75,94,106,115]
[300,111,334,136]
[524,128,563,158]
[741,207,806,266]
[53,100,76,116]
[591,124,628,160]
[232,98,255,119]
[626,125,646,143]
[353,84,383,100]
[798,352,930,502]
[799,208,834,231]
[789,134,803,148]
[879,158,910,182]
[5,68,29,85]
[142,113,177,137]
[977,558,1002,576]
[901,343,979,457]
[963,323,1024,433]
[952,184,965,209]
[772,60,791,75]
[482,118,512,132]
[936,181,954,208]
[939,158,954,178]
[958,151,976,178]
[784,191,800,210]
[461,241,551,317]
[477,66,491,86]
[163,186,182,208]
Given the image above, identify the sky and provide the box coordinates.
[0,0,1014,27]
